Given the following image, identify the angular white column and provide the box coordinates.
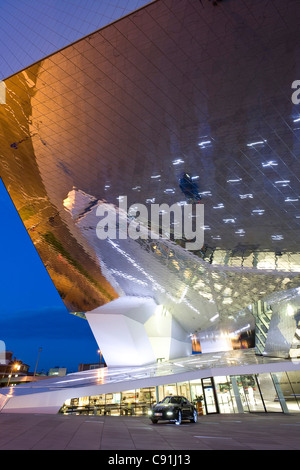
[85,297,192,367]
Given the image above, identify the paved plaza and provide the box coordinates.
[0,412,299,450]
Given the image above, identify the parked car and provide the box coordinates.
[148,395,198,425]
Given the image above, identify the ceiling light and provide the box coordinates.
[271,235,284,240]
[198,140,211,148]
[285,197,299,202]
[262,161,278,167]
[247,140,267,147]
[223,218,236,223]
[210,314,219,322]
[235,229,245,235]
[164,188,175,194]
[252,209,265,215]
[227,178,242,183]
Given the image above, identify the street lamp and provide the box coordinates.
[33,347,42,378]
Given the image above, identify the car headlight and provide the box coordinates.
[148,410,153,416]
[166,411,173,416]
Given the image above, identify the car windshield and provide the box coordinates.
[160,396,182,404]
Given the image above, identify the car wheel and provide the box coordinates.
[190,409,198,423]
[151,419,158,424]
[175,410,182,425]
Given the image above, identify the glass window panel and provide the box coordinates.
[214,376,238,414]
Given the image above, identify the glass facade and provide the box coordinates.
[60,371,300,416]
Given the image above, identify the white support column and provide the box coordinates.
[85,297,192,367]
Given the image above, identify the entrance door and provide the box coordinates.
[202,378,219,414]
[238,375,266,412]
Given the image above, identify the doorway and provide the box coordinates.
[202,377,219,414]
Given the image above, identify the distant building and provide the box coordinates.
[48,367,67,377]
[78,362,106,372]
[0,352,30,387]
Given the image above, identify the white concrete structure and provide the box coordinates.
[86,297,192,367]
[0,349,299,414]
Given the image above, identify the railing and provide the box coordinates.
[60,403,151,416]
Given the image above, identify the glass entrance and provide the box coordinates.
[234,375,266,412]
[214,376,238,414]
[202,378,219,414]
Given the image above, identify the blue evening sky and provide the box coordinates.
[0,0,150,372]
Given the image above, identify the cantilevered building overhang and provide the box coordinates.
[0,0,300,372]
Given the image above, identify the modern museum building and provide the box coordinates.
[1,0,300,416]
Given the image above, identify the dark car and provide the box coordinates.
[148,395,198,425]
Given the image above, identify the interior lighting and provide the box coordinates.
[164,188,175,194]
[262,161,278,167]
[198,140,211,148]
[252,209,265,215]
[210,314,219,322]
[247,140,267,147]
[227,178,242,183]
[223,218,236,223]
[285,197,299,202]
[235,229,245,235]
[287,305,294,317]
[271,235,284,240]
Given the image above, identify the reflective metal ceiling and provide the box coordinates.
[0,0,300,325]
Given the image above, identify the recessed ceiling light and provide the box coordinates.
[198,140,211,148]
[223,218,236,223]
[164,188,175,194]
[252,209,265,215]
[262,161,278,167]
[271,235,284,240]
[247,140,267,147]
[285,197,299,202]
[227,178,242,183]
